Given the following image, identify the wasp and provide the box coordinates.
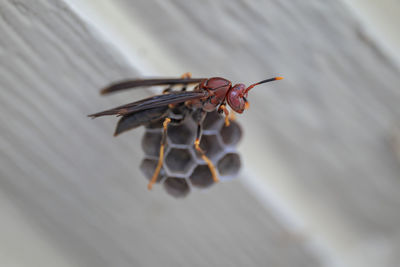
[89,73,283,190]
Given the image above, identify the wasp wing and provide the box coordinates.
[88,91,206,118]
[114,106,169,136]
[101,78,205,95]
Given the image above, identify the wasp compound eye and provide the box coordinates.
[140,111,242,197]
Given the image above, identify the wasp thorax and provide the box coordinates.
[200,77,231,112]
[227,84,247,114]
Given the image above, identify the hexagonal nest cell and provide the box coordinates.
[198,134,223,160]
[140,158,164,183]
[164,148,194,175]
[163,177,190,198]
[167,122,195,145]
[190,165,214,189]
[201,110,224,131]
[140,110,243,197]
[220,120,242,146]
[141,132,162,157]
[218,153,241,178]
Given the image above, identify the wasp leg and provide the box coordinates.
[148,117,171,190]
[163,72,192,103]
[162,86,174,93]
[193,112,219,183]
[181,72,192,79]
[180,72,192,91]
[218,104,230,127]
[224,100,237,121]
[229,111,236,121]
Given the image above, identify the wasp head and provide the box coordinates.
[226,77,283,114]
[226,84,248,114]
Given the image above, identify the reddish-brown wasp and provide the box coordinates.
[89,73,283,190]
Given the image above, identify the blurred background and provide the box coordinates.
[1,1,400,266]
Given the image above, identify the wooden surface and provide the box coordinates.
[1,0,400,266]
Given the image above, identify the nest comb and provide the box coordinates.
[140,110,242,197]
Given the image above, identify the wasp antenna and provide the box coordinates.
[255,76,284,85]
[245,76,283,94]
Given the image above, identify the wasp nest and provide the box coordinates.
[140,110,242,197]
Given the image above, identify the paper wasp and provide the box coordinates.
[89,73,283,190]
